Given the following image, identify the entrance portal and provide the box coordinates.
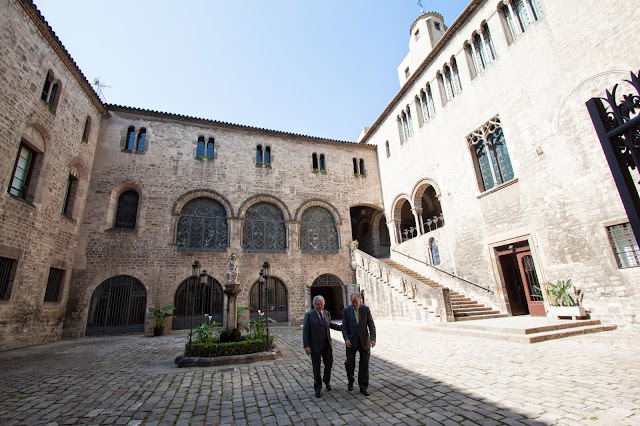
[85,275,147,336]
[310,274,344,319]
[496,242,545,316]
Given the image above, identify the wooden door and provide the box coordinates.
[517,251,545,316]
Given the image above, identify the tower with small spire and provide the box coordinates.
[397,11,448,86]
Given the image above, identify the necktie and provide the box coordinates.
[355,308,359,324]
[319,312,326,331]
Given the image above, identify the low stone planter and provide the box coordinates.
[547,306,587,320]
[175,349,281,368]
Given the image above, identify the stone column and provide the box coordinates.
[223,253,241,331]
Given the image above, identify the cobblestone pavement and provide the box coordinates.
[0,322,639,425]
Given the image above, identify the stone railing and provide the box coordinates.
[352,249,454,323]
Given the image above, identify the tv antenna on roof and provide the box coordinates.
[92,77,111,102]
[417,0,424,7]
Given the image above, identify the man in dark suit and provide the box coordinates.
[342,293,376,396]
[303,295,340,398]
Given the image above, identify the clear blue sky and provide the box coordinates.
[34,1,470,142]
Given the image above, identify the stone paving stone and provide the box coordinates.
[1,325,640,425]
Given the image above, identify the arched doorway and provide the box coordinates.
[85,276,147,336]
[249,277,289,323]
[310,274,344,319]
[349,205,388,256]
[172,275,224,330]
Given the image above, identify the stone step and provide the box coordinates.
[453,306,493,313]
[424,322,617,343]
[439,318,604,334]
[454,313,507,321]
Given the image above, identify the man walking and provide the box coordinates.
[303,295,339,398]
[342,293,376,396]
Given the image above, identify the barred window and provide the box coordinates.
[44,267,65,302]
[0,257,17,300]
[242,202,286,252]
[607,223,640,268]
[300,207,338,253]
[467,116,515,192]
[176,198,228,250]
[114,190,139,229]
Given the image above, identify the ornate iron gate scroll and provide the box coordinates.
[586,69,640,239]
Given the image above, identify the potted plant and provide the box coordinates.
[149,304,176,336]
[543,279,586,319]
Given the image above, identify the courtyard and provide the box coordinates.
[0,322,638,425]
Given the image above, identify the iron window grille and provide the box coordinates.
[44,267,65,302]
[607,223,640,268]
[242,202,287,252]
[0,257,17,300]
[176,198,228,250]
[300,207,339,253]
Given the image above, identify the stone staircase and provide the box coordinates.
[380,259,506,322]
[423,316,618,344]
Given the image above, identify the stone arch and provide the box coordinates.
[172,274,224,329]
[299,204,339,253]
[412,179,445,233]
[21,124,49,152]
[295,199,342,224]
[411,178,442,205]
[172,188,233,217]
[371,210,391,257]
[238,194,292,221]
[106,181,143,230]
[310,274,345,319]
[390,194,413,220]
[84,275,148,336]
[248,276,289,322]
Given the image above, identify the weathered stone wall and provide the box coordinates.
[366,0,640,326]
[64,109,384,337]
[0,0,103,349]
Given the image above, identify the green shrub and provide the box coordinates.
[186,336,273,357]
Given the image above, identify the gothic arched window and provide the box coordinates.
[242,202,286,252]
[114,190,139,229]
[176,198,228,250]
[300,207,338,253]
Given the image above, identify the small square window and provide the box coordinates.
[405,67,410,79]
[435,22,441,31]
[607,223,640,268]
[414,29,420,40]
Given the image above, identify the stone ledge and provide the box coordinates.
[175,349,282,368]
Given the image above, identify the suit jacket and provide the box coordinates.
[303,309,333,353]
[341,304,376,350]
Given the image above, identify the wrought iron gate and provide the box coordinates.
[172,276,223,330]
[586,69,640,239]
[85,276,147,336]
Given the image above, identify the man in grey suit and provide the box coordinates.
[303,295,340,398]
[342,293,376,396]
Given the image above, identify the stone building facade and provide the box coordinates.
[361,0,640,327]
[1,0,639,350]
[0,0,105,350]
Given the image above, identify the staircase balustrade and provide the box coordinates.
[353,249,454,323]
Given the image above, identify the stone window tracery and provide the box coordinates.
[176,197,228,250]
[125,126,146,152]
[466,116,515,192]
[242,202,286,252]
[300,207,339,253]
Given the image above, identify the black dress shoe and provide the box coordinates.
[325,383,332,391]
[360,389,370,396]
[315,390,321,398]
[347,383,353,391]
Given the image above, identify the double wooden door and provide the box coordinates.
[497,243,545,316]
